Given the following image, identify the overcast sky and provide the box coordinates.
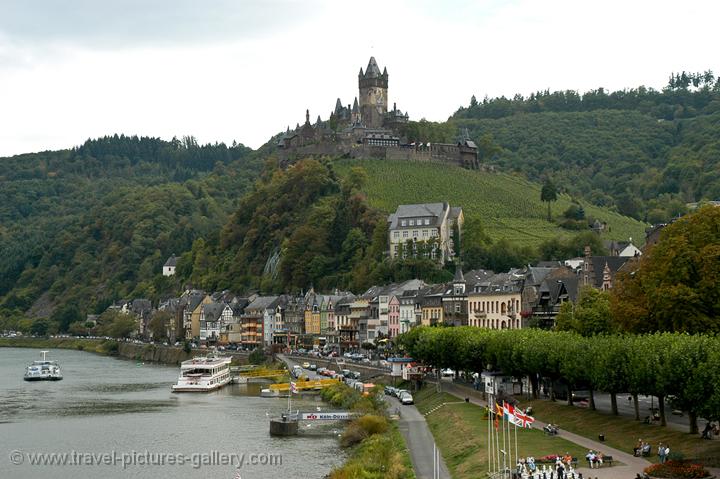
[1,0,718,156]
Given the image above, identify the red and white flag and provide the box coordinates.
[290,381,298,394]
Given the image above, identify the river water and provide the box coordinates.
[0,347,345,479]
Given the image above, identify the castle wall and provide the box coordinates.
[279,141,478,170]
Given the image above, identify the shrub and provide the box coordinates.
[340,423,368,448]
[644,460,710,479]
[355,414,388,435]
[248,349,265,364]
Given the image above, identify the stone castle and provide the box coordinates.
[277,57,479,169]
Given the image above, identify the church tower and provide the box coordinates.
[358,57,388,128]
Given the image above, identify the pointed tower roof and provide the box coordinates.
[316,115,322,125]
[334,98,343,114]
[453,265,465,283]
[305,109,310,125]
[352,97,358,112]
[364,56,382,78]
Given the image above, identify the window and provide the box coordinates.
[424,218,430,225]
[413,230,418,238]
[423,229,428,237]
[393,231,399,239]
[409,219,414,226]
[455,304,461,313]
[401,220,406,227]
[403,231,408,238]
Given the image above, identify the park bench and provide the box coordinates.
[604,455,614,466]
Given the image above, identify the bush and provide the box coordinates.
[248,349,265,365]
[355,414,388,435]
[644,460,710,479]
[340,423,368,448]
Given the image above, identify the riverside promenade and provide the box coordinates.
[436,380,651,479]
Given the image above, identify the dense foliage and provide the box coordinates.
[399,327,720,433]
[611,205,720,333]
[177,159,455,294]
[0,135,260,329]
[449,74,720,222]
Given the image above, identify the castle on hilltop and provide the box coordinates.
[277,57,479,169]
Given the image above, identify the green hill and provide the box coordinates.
[0,135,261,324]
[333,158,648,248]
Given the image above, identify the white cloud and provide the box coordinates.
[0,0,718,156]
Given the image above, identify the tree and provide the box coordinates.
[148,311,171,340]
[540,178,558,222]
[555,287,613,336]
[611,205,720,333]
[30,318,50,336]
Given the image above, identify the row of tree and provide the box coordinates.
[399,326,720,434]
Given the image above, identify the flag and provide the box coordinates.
[514,409,535,428]
[290,381,298,394]
[494,403,503,430]
[503,402,516,424]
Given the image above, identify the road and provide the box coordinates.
[387,395,451,479]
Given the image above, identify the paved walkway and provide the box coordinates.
[437,381,651,479]
[388,395,451,479]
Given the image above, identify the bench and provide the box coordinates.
[603,455,614,466]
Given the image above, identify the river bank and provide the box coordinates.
[0,337,249,365]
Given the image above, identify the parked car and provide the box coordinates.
[441,368,455,377]
[309,364,317,371]
[384,386,395,396]
[399,392,414,405]
[302,362,310,369]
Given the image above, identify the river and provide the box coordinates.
[0,347,345,479]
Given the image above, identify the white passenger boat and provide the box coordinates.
[24,351,63,381]
[171,355,232,392]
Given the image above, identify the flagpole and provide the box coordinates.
[515,423,520,472]
[487,404,492,475]
[495,401,500,475]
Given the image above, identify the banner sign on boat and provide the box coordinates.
[301,412,352,421]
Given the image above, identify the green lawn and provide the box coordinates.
[516,396,720,467]
[333,159,647,248]
[414,387,601,479]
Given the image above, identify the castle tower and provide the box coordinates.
[358,57,388,129]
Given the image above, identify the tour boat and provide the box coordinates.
[171,355,233,392]
[24,351,63,381]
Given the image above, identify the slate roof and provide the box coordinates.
[202,302,227,322]
[588,256,631,288]
[363,56,382,78]
[540,276,579,303]
[164,256,178,267]
[245,296,280,312]
[388,202,449,229]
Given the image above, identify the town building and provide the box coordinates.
[467,271,523,329]
[441,267,469,327]
[388,202,464,264]
[162,255,178,276]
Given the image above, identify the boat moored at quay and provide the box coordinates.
[172,355,232,392]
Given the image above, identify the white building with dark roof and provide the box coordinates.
[387,202,463,263]
[163,255,178,276]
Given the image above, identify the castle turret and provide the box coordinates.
[358,56,388,128]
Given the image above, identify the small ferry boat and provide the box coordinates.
[24,351,63,381]
[171,355,232,392]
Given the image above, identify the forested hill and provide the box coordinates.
[447,71,720,222]
[0,135,262,327]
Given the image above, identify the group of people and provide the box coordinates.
[633,439,652,457]
[657,443,670,464]
[585,450,605,468]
